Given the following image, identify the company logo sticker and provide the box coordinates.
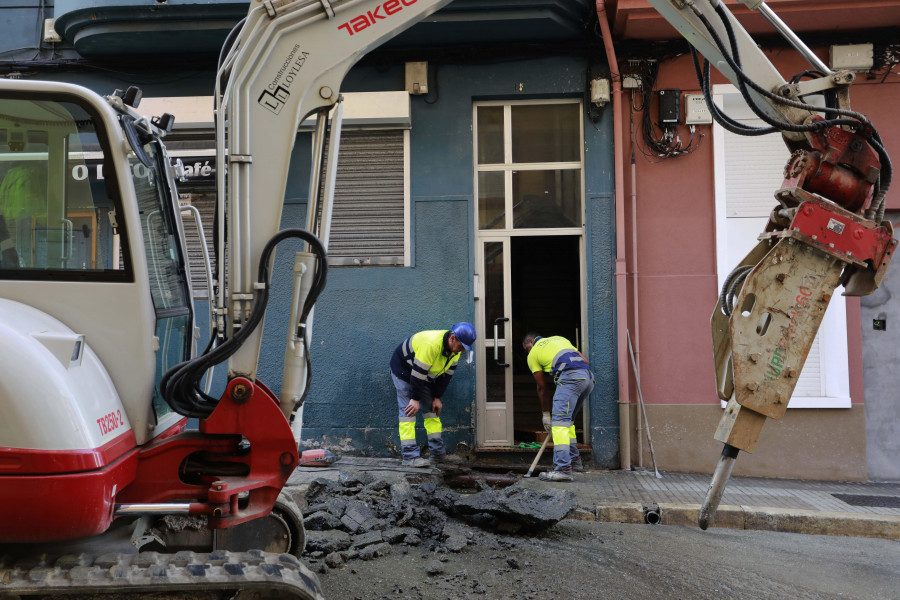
[258,45,310,115]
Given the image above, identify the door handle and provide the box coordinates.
[494,316,509,367]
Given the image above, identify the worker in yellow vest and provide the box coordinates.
[390,323,476,467]
[522,331,594,481]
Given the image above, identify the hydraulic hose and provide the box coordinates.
[161,229,327,418]
[693,3,892,213]
[690,48,776,137]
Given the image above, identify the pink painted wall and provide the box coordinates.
[624,48,899,409]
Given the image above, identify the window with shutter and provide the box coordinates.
[318,129,408,267]
[712,85,849,408]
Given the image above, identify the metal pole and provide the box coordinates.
[627,329,662,478]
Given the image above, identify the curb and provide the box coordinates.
[587,502,900,540]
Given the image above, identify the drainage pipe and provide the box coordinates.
[596,0,632,470]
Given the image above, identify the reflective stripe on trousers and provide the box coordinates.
[392,371,446,460]
[550,368,594,471]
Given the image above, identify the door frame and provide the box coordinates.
[474,230,589,448]
[471,98,591,449]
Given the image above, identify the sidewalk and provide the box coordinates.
[287,457,900,540]
[519,467,900,539]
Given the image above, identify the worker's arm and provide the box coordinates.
[433,371,454,399]
[533,371,553,412]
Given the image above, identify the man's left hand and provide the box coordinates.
[432,398,442,417]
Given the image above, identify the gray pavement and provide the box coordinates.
[287,456,900,540]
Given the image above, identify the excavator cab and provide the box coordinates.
[0,83,313,599]
[0,83,197,543]
[0,85,192,438]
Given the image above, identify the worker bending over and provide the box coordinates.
[390,323,476,467]
[522,331,593,481]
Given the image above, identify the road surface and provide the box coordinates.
[313,520,900,599]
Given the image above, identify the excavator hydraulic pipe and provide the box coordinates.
[754,2,832,74]
[114,502,208,516]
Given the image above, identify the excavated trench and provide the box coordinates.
[296,467,575,572]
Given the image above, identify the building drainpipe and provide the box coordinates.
[595,0,632,471]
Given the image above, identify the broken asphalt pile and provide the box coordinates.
[300,468,575,573]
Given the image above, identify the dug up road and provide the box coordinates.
[313,519,900,600]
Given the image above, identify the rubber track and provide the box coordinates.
[0,549,323,600]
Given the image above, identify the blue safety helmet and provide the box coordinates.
[451,322,476,352]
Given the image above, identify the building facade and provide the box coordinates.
[1,0,897,479]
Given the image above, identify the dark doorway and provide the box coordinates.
[509,235,582,440]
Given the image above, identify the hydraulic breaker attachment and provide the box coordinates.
[702,193,896,528]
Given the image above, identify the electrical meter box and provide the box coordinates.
[657,89,681,126]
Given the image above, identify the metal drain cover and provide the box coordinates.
[832,494,900,508]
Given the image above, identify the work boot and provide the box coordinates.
[571,458,585,473]
[401,457,431,468]
[432,453,464,465]
[539,469,573,482]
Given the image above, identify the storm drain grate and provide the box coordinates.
[832,494,900,508]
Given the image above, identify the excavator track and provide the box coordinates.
[0,550,323,600]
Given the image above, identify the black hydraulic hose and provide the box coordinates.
[712,4,893,217]
[161,229,328,418]
[789,69,826,85]
[867,134,893,222]
[719,264,753,317]
[712,3,868,126]
[690,48,777,137]
[700,4,866,132]
[726,267,752,317]
[705,3,892,211]
[290,336,314,417]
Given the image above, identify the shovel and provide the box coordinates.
[524,435,551,478]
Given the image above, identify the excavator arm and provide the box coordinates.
[160,0,454,425]
[646,0,894,528]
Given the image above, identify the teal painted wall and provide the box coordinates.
[279,57,618,465]
[0,6,618,464]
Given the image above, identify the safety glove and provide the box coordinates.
[542,411,551,432]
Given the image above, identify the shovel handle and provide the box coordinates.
[524,435,551,477]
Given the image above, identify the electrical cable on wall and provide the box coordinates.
[629,59,702,162]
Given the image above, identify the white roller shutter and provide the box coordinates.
[713,86,849,407]
[319,129,407,266]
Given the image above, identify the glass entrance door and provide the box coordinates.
[473,99,587,448]
[476,238,513,445]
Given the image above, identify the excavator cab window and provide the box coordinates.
[0,95,131,280]
[129,137,193,421]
